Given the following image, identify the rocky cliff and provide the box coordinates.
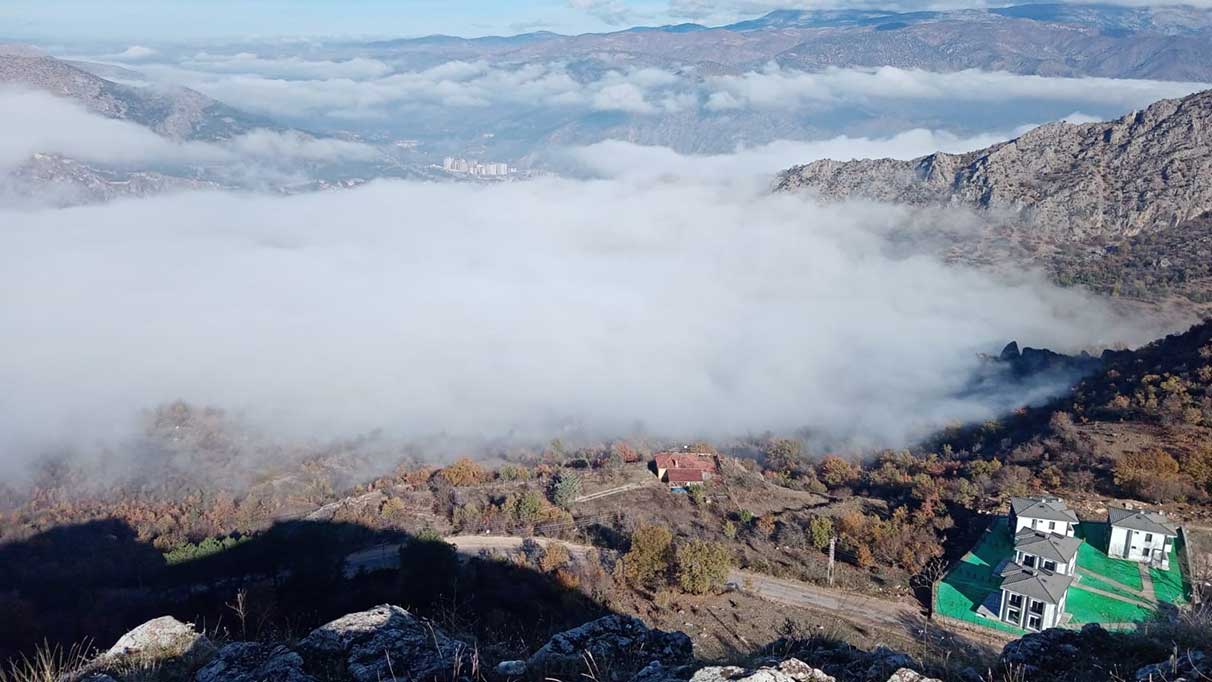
[775,90,1212,242]
[55,606,1209,682]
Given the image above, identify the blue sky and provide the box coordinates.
[0,0,695,41]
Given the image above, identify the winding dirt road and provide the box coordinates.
[344,535,920,631]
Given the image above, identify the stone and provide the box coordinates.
[195,643,315,682]
[527,615,692,679]
[1135,650,1208,681]
[495,660,527,677]
[686,659,835,682]
[106,616,212,660]
[300,604,473,682]
[885,669,941,682]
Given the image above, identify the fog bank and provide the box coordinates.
[0,167,1166,474]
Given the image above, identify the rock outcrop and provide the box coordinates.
[525,614,693,679]
[299,604,475,682]
[775,90,1212,242]
[195,643,315,682]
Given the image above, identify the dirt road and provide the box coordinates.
[344,535,919,631]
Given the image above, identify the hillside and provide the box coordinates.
[775,90,1212,311]
[0,47,272,140]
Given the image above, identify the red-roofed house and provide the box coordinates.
[653,452,717,490]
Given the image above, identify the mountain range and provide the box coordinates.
[365,4,1212,81]
[776,88,1212,313]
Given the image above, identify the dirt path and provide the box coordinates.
[346,535,921,633]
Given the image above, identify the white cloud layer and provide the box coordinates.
[0,88,380,173]
[118,57,1210,124]
[0,160,1168,472]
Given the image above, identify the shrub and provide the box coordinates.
[623,524,673,589]
[808,516,834,550]
[550,471,583,509]
[439,458,487,487]
[674,540,732,594]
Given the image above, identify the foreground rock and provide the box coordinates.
[525,614,692,680]
[195,643,315,682]
[300,604,475,682]
[105,616,214,662]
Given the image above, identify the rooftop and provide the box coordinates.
[1108,507,1178,536]
[1010,496,1079,524]
[654,452,717,471]
[1013,528,1082,564]
[999,561,1074,604]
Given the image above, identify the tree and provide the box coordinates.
[538,542,571,573]
[510,490,545,525]
[624,524,673,588]
[764,438,806,475]
[808,516,834,550]
[550,471,583,509]
[674,540,732,595]
[439,458,487,487]
[687,484,707,506]
[818,456,860,489]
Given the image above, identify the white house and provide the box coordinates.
[998,563,1073,631]
[1010,496,1079,537]
[1107,507,1178,569]
[1013,528,1081,575]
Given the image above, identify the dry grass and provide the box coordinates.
[0,641,94,682]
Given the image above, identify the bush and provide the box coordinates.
[439,458,487,487]
[808,516,834,550]
[623,524,673,589]
[674,540,732,594]
[550,471,583,509]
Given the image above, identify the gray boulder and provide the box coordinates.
[105,616,213,661]
[195,643,315,682]
[884,669,940,682]
[495,660,527,677]
[687,659,836,682]
[300,604,474,682]
[1135,650,1208,681]
[527,615,692,679]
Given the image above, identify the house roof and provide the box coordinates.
[1010,496,1079,524]
[1013,528,1082,564]
[999,562,1074,604]
[666,469,708,484]
[654,453,717,472]
[1108,507,1177,536]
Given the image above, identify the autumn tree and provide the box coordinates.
[674,540,732,594]
[439,458,487,487]
[550,471,582,509]
[623,524,673,588]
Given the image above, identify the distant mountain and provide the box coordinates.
[360,4,1212,81]
[776,89,1212,241]
[775,89,1212,312]
[0,47,274,140]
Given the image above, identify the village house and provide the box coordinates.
[1010,496,1079,537]
[653,452,717,491]
[997,563,1074,631]
[1012,527,1081,575]
[1107,507,1179,569]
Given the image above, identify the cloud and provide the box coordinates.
[0,88,380,178]
[0,159,1169,475]
[568,0,638,26]
[559,126,1027,180]
[182,52,393,80]
[705,64,1211,111]
[110,45,158,61]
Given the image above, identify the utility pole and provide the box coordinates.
[827,536,836,587]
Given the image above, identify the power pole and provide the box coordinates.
[827,536,836,587]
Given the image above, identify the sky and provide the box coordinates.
[3,0,1207,42]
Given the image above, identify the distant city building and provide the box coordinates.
[441,157,515,177]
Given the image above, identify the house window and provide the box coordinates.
[1031,519,1038,528]
[1028,615,1042,631]
[1043,560,1057,572]
[1144,533,1153,543]
[1007,609,1021,624]
[1022,555,1036,568]
[1008,594,1023,608]
[1029,600,1045,615]
[1049,521,1056,530]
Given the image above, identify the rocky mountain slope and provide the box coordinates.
[367,5,1212,81]
[0,46,271,141]
[776,89,1212,242]
[51,606,1209,682]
